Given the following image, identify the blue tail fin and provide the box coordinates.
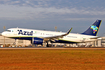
[82,20,102,36]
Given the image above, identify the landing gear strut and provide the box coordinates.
[46,42,49,47]
[43,41,50,47]
[13,39,16,45]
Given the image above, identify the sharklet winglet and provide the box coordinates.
[67,28,73,34]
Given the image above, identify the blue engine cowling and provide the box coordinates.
[32,38,43,45]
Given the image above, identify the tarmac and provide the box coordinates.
[0,47,105,50]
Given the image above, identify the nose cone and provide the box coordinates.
[1,32,6,36]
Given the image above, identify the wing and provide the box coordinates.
[43,28,72,41]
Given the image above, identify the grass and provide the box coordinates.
[0,49,105,70]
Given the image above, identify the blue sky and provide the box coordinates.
[0,0,105,36]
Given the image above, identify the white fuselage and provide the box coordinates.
[2,28,97,43]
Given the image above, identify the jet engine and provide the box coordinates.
[32,38,43,45]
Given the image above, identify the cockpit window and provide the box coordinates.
[7,30,11,32]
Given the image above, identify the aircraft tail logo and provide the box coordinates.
[91,25,98,33]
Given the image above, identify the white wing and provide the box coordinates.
[43,28,72,41]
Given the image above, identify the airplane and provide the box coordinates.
[1,20,102,47]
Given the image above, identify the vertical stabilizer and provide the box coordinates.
[82,20,102,36]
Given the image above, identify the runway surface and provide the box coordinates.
[0,47,105,50]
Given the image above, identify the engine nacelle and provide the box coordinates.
[32,38,43,44]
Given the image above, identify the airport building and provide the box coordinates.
[0,36,105,47]
[0,36,31,47]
